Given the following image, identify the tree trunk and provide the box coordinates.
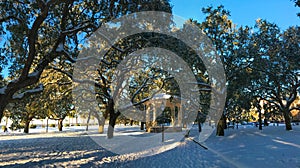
[58,119,63,131]
[146,121,152,132]
[24,120,31,134]
[264,119,268,126]
[98,124,104,133]
[140,122,145,130]
[0,107,4,121]
[86,111,92,131]
[130,119,133,126]
[198,120,202,133]
[216,114,226,136]
[258,109,262,130]
[107,99,120,139]
[283,110,292,131]
[93,111,105,134]
[107,111,120,139]
[0,97,8,121]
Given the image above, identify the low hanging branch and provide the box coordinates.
[12,84,44,100]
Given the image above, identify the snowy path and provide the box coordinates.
[0,125,299,167]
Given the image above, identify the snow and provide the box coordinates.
[12,93,24,99]
[151,93,181,100]
[0,124,300,167]
[44,0,51,5]
[0,86,7,94]
[12,84,43,99]
[28,71,40,78]
[152,93,172,100]
[56,43,64,52]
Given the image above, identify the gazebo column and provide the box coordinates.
[178,106,182,127]
[170,106,175,126]
[141,104,147,130]
[145,104,151,132]
[152,105,157,126]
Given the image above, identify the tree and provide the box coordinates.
[199,5,300,134]
[40,69,73,131]
[72,14,216,139]
[293,0,300,17]
[94,44,184,138]
[0,0,165,120]
[244,19,300,131]
[200,6,245,136]
[5,89,44,133]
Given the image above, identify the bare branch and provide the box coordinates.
[61,22,96,35]
[50,66,102,88]
[130,78,150,103]
[290,107,300,111]
[21,2,51,79]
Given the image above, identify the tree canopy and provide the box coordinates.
[0,0,172,120]
[0,1,299,136]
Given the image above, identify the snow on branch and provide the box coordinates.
[12,84,44,100]
[28,71,40,78]
[130,78,150,103]
[0,86,7,95]
[51,66,101,88]
[56,43,64,52]
[130,75,170,105]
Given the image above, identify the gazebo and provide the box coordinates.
[144,93,184,133]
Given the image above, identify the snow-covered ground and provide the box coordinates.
[0,124,299,167]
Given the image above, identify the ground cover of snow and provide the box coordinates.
[0,124,299,167]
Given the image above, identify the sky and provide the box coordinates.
[171,0,300,30]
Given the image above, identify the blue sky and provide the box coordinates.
[0,1,299,78]
[171,0,299,30]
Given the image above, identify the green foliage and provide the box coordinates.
[5,86,46,130]
[30,124,37,129]
[200,5,252,121]
[9,121,25,131]
[49,124,56,128]
[38,70,73,121]
[1,125,6,131]
[1,1,298,134]
[156,107,172,124]
[0,0,174,121]
[200,5,300,131]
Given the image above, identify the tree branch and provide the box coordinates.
[12,84,44,100]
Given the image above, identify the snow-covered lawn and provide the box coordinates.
[0,124,299,167]
[202,125,300,167]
